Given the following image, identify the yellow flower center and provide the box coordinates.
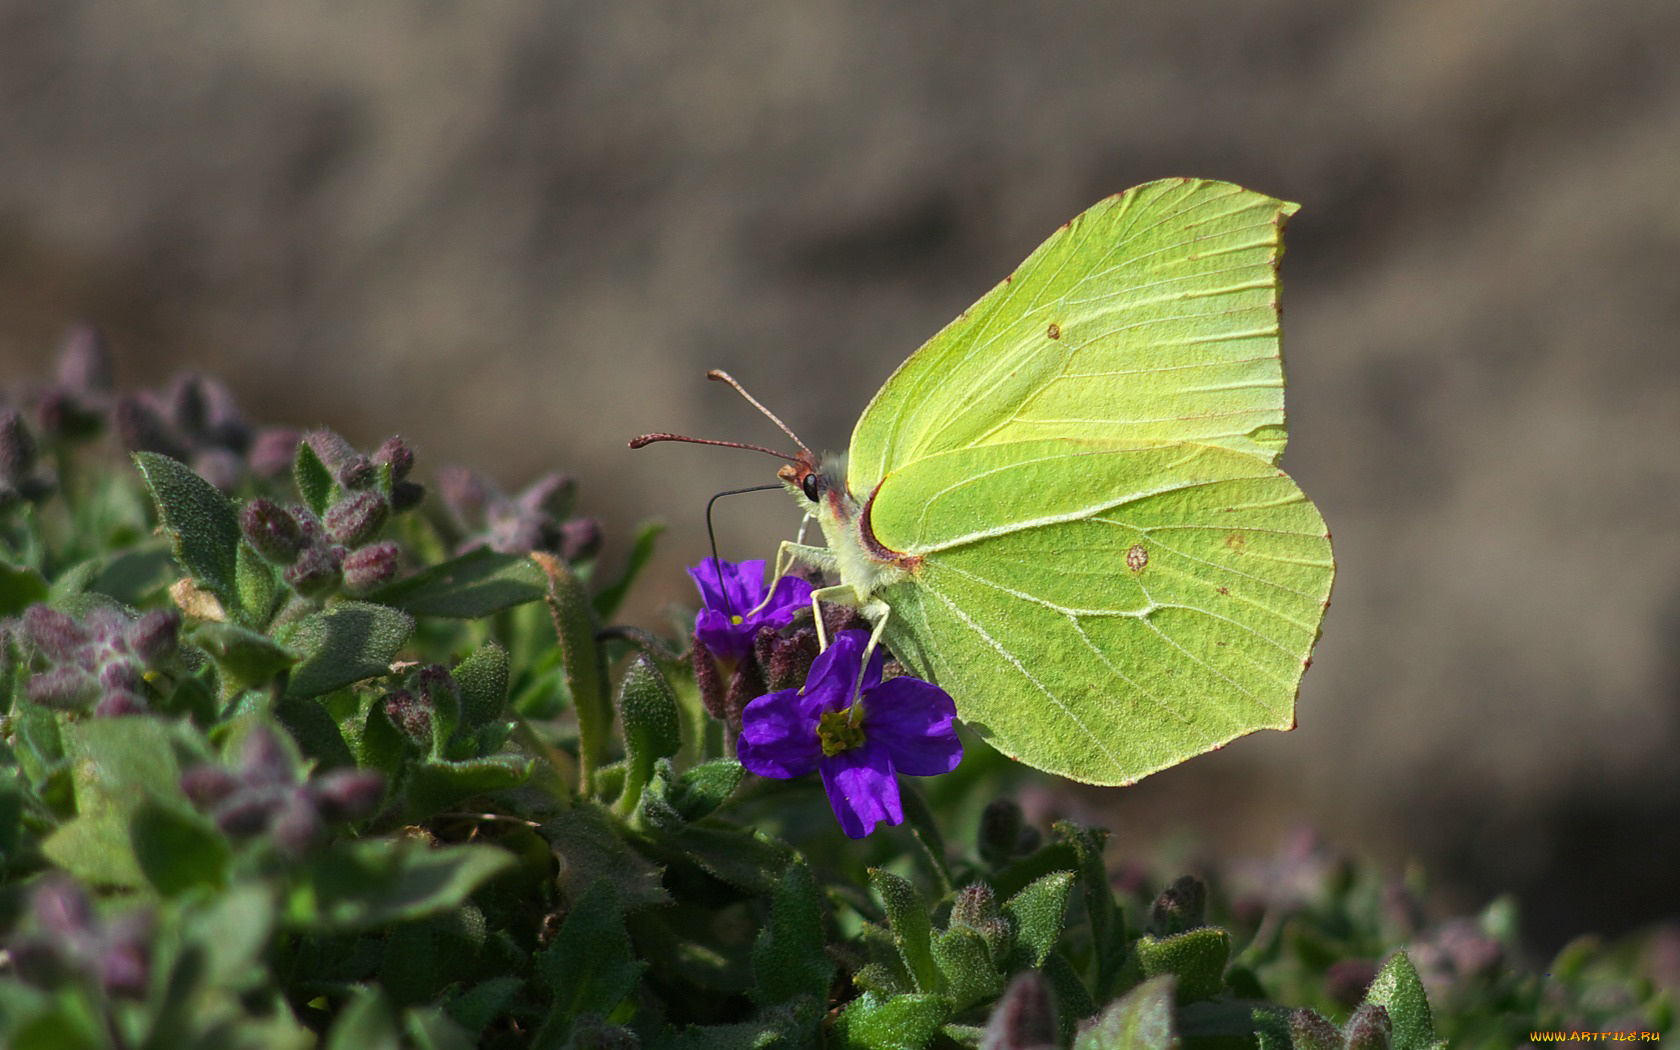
[817,707,866,756]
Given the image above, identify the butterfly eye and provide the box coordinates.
[801,473,822,502]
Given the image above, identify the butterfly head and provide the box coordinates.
[778,450,848,510]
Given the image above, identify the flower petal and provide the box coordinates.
[818,744,902,838]
[688,558,767,616]
[864,676,963,776]
[801,632,868,716]
[737,688,823,779]
[757,573,814,624]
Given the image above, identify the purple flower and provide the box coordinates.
[737,631,962,838]
[688,558,813,663]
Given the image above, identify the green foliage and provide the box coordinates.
[0,340,1665,1050]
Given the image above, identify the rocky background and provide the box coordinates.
[3,2,1677,952]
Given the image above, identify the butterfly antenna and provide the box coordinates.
[705,370,813,458]
[701,483,783,618]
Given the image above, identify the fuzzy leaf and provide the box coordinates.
[536,880,644,1036]
[540,553,609,790]
[42,718,186,888]
[131,799,229,897]
[838,992,951,1050]
[1003,871,1075,969]
[616,656,681,814]
[280,601,414,698]
[193,621,298,688]
[933,924,1004,1011]
[134,451,243,612]
[454,641,510,730]
[871,868,942,994]
[650,822,795,895]
[276,696,357,769]
[404,755,535,819]
[294,439,335,517]
[235,541,280,627]
[668,758,745,821]
[1055,821,1126,995]
[1043,951,1096,1036]
[325,986,401,1050]
[286,838,515,932]
[1134,928,1230,1004]
[0,561,48,616]
[1072,975,1178,1050]
[443,977,523,1037]
[753,860,834,1007]
[538,806,670,911]
[1363,951,1437,1050]
[370,548,546,619]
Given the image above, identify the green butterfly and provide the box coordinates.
[642,178,1333,786]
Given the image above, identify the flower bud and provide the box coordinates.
[336,453,376,491]
[98,660,142,693]
[240,498,302,564]
[114,394,187,459]
[249,427,301,478]
[214,793,279,837]
[32,878,94,937]
[0,409,39,483]
[383,689,431,744]
[26,666,97,709]
[1147,875,1207,936]
[342,542,400,593]
[285,544,342,596]
[126,609,180,663]
[762,627,818,693]
[304,428,356,469]
[324,490,388,547]
[519,472,575,518]
[23,604,89,660]
[981,972,1057,1050]
[56,323,114,394]
[1342,1003,1392,1050]
[691,636,727,721]
[180,765,241,808]
[97,933,150,998]
[95,690,148,717]
[239,727,295,786]
[979,798,1027,865]
[1288,1009,1342,1050]
[312,770,385,821]
[374,436,414,482]
[560,517,602,561]
[271,791,325,855]
[192,448,244,492]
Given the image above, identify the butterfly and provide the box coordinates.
[637,179,1334,786]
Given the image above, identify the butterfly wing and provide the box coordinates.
[866,439,1332,785]
[848,179,1298,496]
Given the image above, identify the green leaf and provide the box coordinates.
[753,860,834,1007]
[1071,975,1178,1050]
[235,540,280,627]
[443,977,523,1037]
[87,542,177,606]
[326,986,403,1050]
[592,519,663,621]
[280,600,415,698]
[649,822,795,895]
[134,451,243,613]
[454,641,510,730]
[1056,821,1126,996]
[294,439,336,517]
[276,695,357,769]
[131,799,229,896]
[932,925,1003,1011]
[370,548,547,619]
[667,758,745,821]
[536,880,644,1036]
[836,992,950,1050]
[615,656,681,815]
[178,884,279,996]
[538,806,671,911]
[286,838,515,932]
[0,561,48,616]
[41,718,187,888]
[1363,950,1438,1050]
[1134,927,1230,1004]
[870,868,941,995]
[404,755,535,819]
[193,620,298,688]
[1042,951,1096,1035]
[1003,871,1075,969]
[541,555,609,789]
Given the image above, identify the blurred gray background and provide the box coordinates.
[4,2,1677,950]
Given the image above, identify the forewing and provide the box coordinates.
[848,179,1297,496]
[869,440,1332,785]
